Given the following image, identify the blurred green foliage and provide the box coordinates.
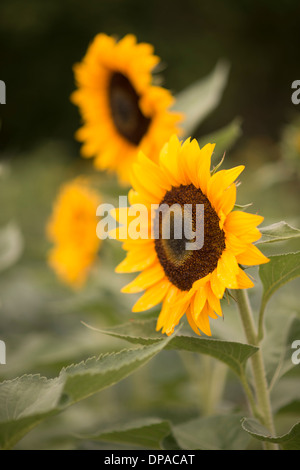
[1,0,300,154]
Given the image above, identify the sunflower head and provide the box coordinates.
[113,134,269,336]
[47,178,101,289]
[71,33,183,184]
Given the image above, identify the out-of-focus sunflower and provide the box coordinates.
[47,178,101,289]
[71,33,182,184]
[112,135,269,336]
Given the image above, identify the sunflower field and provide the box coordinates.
[0,0,300,453]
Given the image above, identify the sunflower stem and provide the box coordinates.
[234,289,279,450]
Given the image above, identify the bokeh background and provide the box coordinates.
[0,0,299,450]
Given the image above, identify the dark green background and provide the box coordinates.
[1,0,300,154]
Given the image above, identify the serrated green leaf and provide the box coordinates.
[78,418,172,449]
[0,338,170,450]
[256,221,300,245]
[173,60,230,137]
[94,318,259,376]
[259,252,300,316]
[173,414,251,450]
[241,418,300,450]
[198,118,242,157]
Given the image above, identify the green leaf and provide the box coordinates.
[172,414,251,450]
[168,335,258,377]
[262,313,300,388]
[78,418,172,449]
[256,221,300,245]
[0,222,23,272]
[94,318,259,377]
[241,418,300,450]
[0,338,170,450]
[173,60,230,137]
[198,118,242,157]
[259,252,300,316]
[271,377,300,414]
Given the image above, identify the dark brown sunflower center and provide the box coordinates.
[154,184,226,291]
[109,72,151,146]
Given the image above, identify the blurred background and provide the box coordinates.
[0,0,299,449]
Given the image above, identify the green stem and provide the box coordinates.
[257,301,266,343]
[234,289,278,450]
[239,370,262,422]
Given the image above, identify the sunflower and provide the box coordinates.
[112,135,269,336]
[71,33,182,184]
[47,178,101,289]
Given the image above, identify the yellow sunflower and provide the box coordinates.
[71,33,182,184]
[47,178,101,289]
[112,134,269,336]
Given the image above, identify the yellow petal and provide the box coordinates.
[205,282,223,317]
[121,262,165,293]
[210,269,226,299]
[225,231,248,256]
[236,244,269,266]
[156,284,179,331]
[224,211,264,235]
[162,291,189,335]
[238,228,262,244]
[195,301,212,336]
[132,278,171,312]
[216,183,237,216]
[136,151,172,191]
[115,244,156,272]
[191,273,211,290]
[236,268,255,289]
[159,135,182,186]
[128,189,150,207]
[217,250,239,288]
[186,306,201,336]
[197,143,215,194]
[192,287,207,319]
[131,164,167,203]
[209,165,244,195]
[130,166,162,204]
[176,137,194,186]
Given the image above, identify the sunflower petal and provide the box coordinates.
[217,250,239,288]
[236,268,255,289]
[205,283,223,317]
[132,278,170,312]
[159,134,182,186]
[196,143,215,194]
[192,287,207,319]
[115,244,156,272]
[195,302,212,336]
[236,244,269,266]
[156,284,179,331]
[186,306,201,336]
[210,269,226,299]
[224,211,264,235]
[121,262,165,293]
